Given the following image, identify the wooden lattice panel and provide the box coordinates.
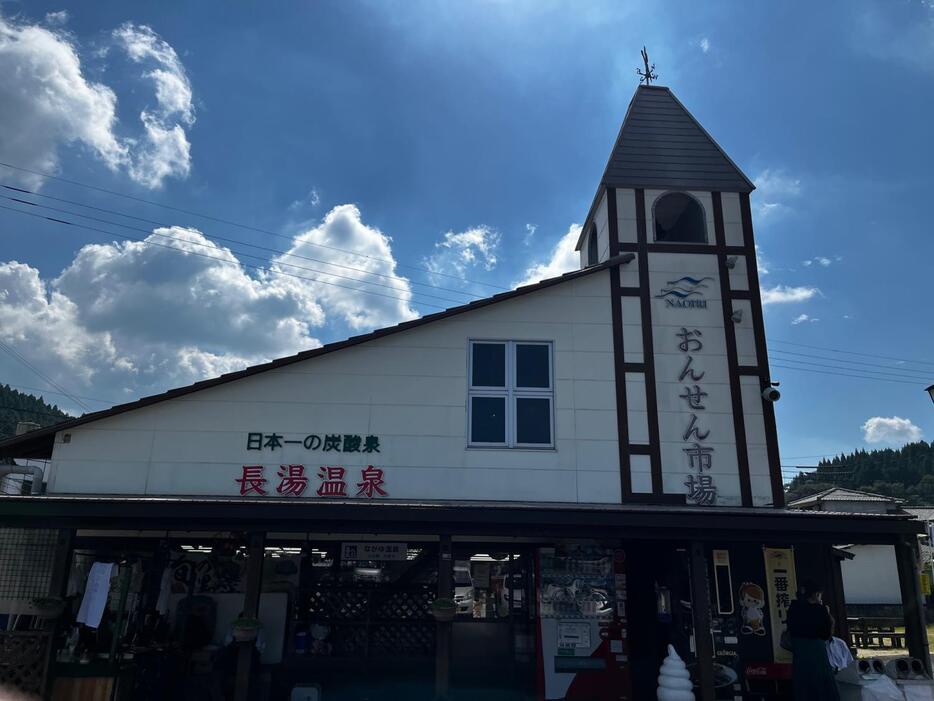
[369,623,435,656]
[0,631,51,694]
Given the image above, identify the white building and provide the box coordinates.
[0,84,926,701]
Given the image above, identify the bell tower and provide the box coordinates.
[576,83,783,508]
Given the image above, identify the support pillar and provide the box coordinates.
[435,535,453,701]
[234,532,266,701]
[895,537,931,674]
[689,542,715,701]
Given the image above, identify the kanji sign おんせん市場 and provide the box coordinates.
[246,432,380,453]
[235,464,388,498]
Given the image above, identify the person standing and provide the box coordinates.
[787,579,840,700]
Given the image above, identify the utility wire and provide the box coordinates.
[0,203,452,312]
[767,354,933,382]
[769,363,925,386]
[769,338,934,370]
[1,184,484,301]
[0,161,510,292]
[0,383,115,405]
[0,194,471,308]
[0,339,91,412]
[770,349,934,378]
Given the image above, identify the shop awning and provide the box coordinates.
[0,495,921,544]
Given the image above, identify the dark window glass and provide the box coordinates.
[471,397,506,443]
[516,344,549,388]
[516,398,551,444]
[654,193,706,243]
[472,343,505,387]
[587,225,599,266]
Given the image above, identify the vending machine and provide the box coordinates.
[537,545,632,701]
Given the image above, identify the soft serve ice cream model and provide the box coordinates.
[657,644,695,701]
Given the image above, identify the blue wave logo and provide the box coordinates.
[655,276,714,300]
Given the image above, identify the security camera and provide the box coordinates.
[761,385,781,402]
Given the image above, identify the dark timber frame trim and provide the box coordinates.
[634,189,664,494]
[713,193,753,507]
[607,187,633,498]
[740,193,785,506]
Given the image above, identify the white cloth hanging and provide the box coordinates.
[76,562,114,629]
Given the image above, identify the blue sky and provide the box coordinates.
[0,0,932,476]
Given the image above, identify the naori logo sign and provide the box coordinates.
[654,276,714,309]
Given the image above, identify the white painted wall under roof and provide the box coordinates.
[47,271,622,505]
[840,545,901,605]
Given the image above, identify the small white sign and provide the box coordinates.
[557,622,592,649]
[341,542,407,561]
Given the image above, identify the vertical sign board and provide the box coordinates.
[763,548,797,663]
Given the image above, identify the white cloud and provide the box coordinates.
[0,16,194,190]
[289,188,321,212]
[523,223,537,246]
[760,285,820,305]
[0,205,417,411]
[0,15,127,188]
[113,23,194,188]
[425,226,501,281]
[791,313,819,325]
[699,37,710,53]
[752,169,802,221]
[862,416,923,446]
[514,224,581,288]
[802,256,833,267]
[44,11,69,26]
[755,245,769,275]
[277,204,418,330]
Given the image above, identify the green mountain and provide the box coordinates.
[785,441,934,505]
[0,384,72,440]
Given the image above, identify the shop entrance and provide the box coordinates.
[449,545,536,701]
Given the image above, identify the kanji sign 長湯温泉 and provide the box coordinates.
[235,464,388,499]
[246,432,381,453]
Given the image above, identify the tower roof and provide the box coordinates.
[576,85,754,251]
[601,85,754,192]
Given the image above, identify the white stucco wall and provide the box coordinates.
[840,545,902,605]
[48,272,622,505]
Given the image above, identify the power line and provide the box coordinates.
[0,161,510,292]
[0,194,472,308]
[769,338,934,370]
[0,339,91,412]
[1,184,484,301]
[770,349,934,378]
[769,362,924,386]
[0,383,115,405]
[0,202,452,311]
[768,355,932,382]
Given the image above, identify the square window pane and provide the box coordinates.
[516,344,550,388]
[471,397,506,443]
[516,397,551,444]
[472,343,506,387]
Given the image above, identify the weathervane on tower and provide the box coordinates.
[637,46,657,85]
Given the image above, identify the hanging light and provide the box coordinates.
[926,385,934,406]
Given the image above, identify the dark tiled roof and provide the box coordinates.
[0,254,633,460]
[787,487,902,508]
[906,507,934,523]
[602,85,754,192]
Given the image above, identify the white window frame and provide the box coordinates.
[467,340,554,449]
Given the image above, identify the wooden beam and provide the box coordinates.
[895,537,931,674]
[689,542,715,701]
[234,532,266,701]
